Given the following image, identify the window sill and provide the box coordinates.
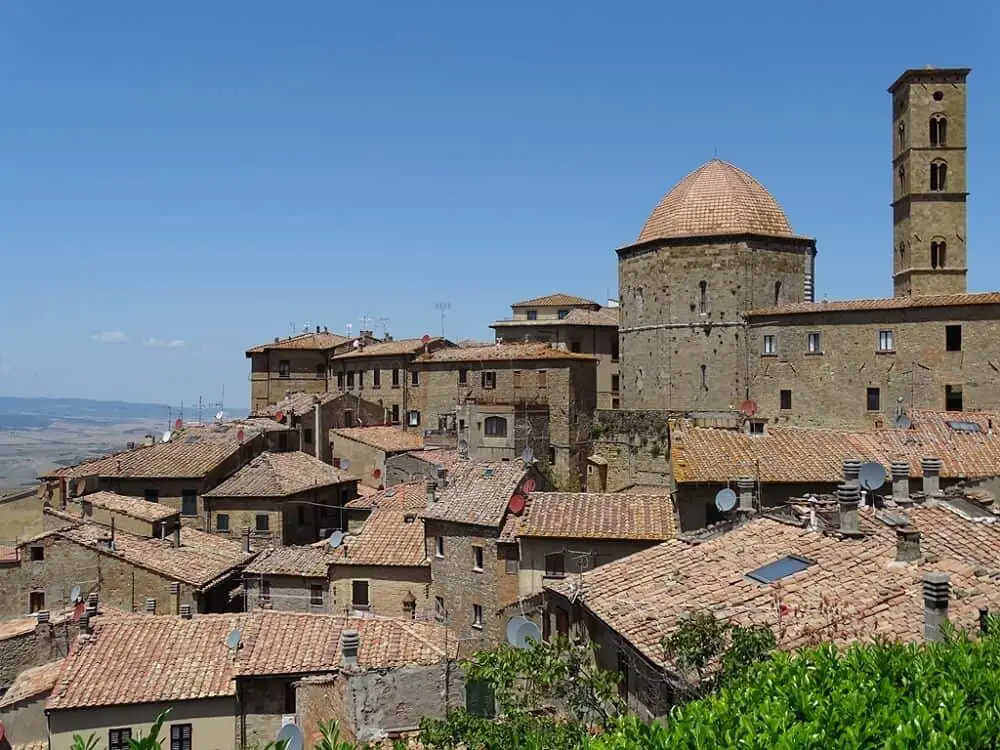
[804,351,824,356]
[760,353,778,358]
[435,554,444,560]
[875,350,896,355]
[472,623,483,630]
[472,567,483,573]
[543,573,567,580]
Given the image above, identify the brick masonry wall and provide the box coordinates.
[332,354,417,421]
[328,565,432,619]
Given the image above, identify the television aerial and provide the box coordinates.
[859,462,887,491]
[328,530,346,550]
[161,431,172,443]
[224,627,242,651]
[521,446,535,464]
[276,724,304,750]
[457,439,469,457]
[714,488,738,513]
[70,586,82,604]
[505,616,541,649]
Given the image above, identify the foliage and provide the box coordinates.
[127,709,170,750]
[311,720,356,750]
[70,735,101,750]
[590,423,605,440]
[419,710,590,750]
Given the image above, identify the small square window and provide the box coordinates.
[472,603,483,629]
[557,310,569,319]
[482,371,496,390]
[170,723,193,750]
[144,489,159,503]
[878,330,894,352]
[526,310,538,320]
[945,384,963,411]
[29,546,44,562]
[502,544,518,574]
[392,369,401,387]
[749,421,765,435]
[472,546,484,571]
[216,513,230,532]
[411,370,420,386]
[537,370,547,388]
[310,584,324,606]
[337,372,345,390]
[570,341,581,353]
[352,580,370,610]
[611,397,620,409]
[807,332,821,353]
[867,387,881,412]
[315,363,325,378]
[780,389,792,410]
[346,372,355,388]
[611,374,620,393]
[181,490,198,517]
[278,360,290,378]
[513,370,522,388]
[435,537,444,558]
[372,369,381,388]
[255,514,270,533]
[545,552,566,578]
[945,325,962,352]
[109,728,132,750]
[407,410,421,427]
[29,591,45,613]
[358,370,364,389]
[762,335,777,355]
[391,404,400,424]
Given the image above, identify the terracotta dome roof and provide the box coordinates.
[636,159,794,243]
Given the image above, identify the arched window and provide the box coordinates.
[897,120,906,149]
[898,240,906,258]
[929,115,947,147]
[773,281,782,306]
[700,364,707,390]
[898,165,907,192]
[931,240,947,269]
[484,416,507,438]
[698,280,708,314]
[930,160,947,191]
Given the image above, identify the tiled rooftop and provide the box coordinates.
[747,291,1000,317]
[332,338,448,360]
[246,330,349,354]
[414,342,598,363]
[243,545,333,577]
[421,461,533,528]
[511,293,600,308]
[404,449,464,472]
[671,410,1000,484]
[0,659,64,709]
[333,507,427,567]
[0,610,73,642]
[332,426,424,454]
[259,391,338,418]
[518,492,679,541]
[635,159,798,245]
[547,503,1000,668]
[203,451,357,498]
[345,481,429,511]
[47,611,457,710]
[75,491,179,523]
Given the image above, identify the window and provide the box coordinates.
[930,115,947,147]
[466,679,496,718]
[144,489,159,503]
[945,324,962,352]
[260,580,271,602]
[407,410,421,427]
[611,374,620,393]
[513,370,522,388]
[482,371,496,389]
[372,369,381,388]
[351,580,370,610]
[170,724,192,750]
[502,544,518,574]
[346,372,354,388]
[435,536,444,558]
[343,409,354,428]
[484,416,507,437]
[762,335,776,355]
[315,363,325,378]
[358,370,364,389]
[337,372,345,389]
[472,546,484,571]
[472,603,483,629]
[526,310,537,320]
[931,240,946,269]
[611,338,619,362]
[548,445,556,465]
[698,280,708,313]
[216,513,230,532]
[898,240,906,258]
[773,281,782,306]
[391,404,400,424]
[897,120,905,149]
[930,160,947,191]
[29,591,45,612]
[555,608,569,636]
[301,426,313,445]
[570,341,582,353]
[611,397,620,409]
[284,682,296,714]
[278,360,290,378]
[29,546,44,562]
[392,368,400,387]
[878,330,895,352]
[458,368,468,385]
[181,490,197,517]
[537,370,547,387]
[411,370,419,386]
[746,555,811,584]
[933,90,944,101]
[807,332,821,353]
[544,552,566,578]
[310,584,324,606]
[780,389,792,410]
[700,364,707,390]
[557,309,569,319]
[898,165,906,191]
[749,421,765,435]
[255,514,270,533]
[109,729,132,750]
[867,387,881,412]
[946,385,964,411]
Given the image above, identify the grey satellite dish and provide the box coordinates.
[70,586,81,603]
[457,439,469,456]
[161,431,172,443]
[513,620,542,649]
[328,530,345,550]
[521,446,535,464]
[714,488,737,513]
[859,462,887,491]
[276,724,304,750]
[895,414,912,429]
[505,616,530,646]
[225,628,242,650]
[340,458,350,471]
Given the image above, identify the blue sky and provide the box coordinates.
[1,1,997,406]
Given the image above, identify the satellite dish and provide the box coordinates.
[457,439,469,456]
[225,628,242,650]
[174,418,183,431]
[215,411,225,422]
[714,488,738,513]
[328,530,346,549]
[521,477,536,494]
[70,586,81,603]
[340,458,350,471]
[508,494,526,515]
[895,414,912,430]
[521,446,535,464]
[421,334,432,345]
[276,724,304,750]
[859,462,887,491]
[506,616,530,646]
[509,618,541,649]
[740,400,758,417]
[162,431,172,443]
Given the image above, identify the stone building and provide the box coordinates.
[257,392,385,463]
[202,451,358,545]
[242,546,333,613]
[411,343,598,489]
[491,293,621,409]
[384,448,462,487]
[330,426,425,490]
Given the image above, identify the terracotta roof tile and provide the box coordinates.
[518,492,679,540]
[204,452,357,498]
[246,331,349,354]
[548,504,1000,667]
[0,610,72,642]
[511,293,600,308]
[75,491,179,523]
[635,160,799,245]
[333,338,449,360]
[0,659,64,709]
[421,461,533,528]
[244,546,332,577]
[747,291,1000,317]
[47,611,457,710]
[332,427,424,454]
[403,449,463,473]
[345,481,429,511]
[415,343,597,363]
[333,507,426,567]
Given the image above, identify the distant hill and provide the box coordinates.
[0,396,247,431]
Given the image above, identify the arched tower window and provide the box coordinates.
[930,115,947,147]
[898,241,906,258]
[898,165,907,192]
[930,160,947,192]
[931,240,947,269]
[700,364,707,390]
[897,120,906,149]
[773,281,782,306]
[698,280,707,313]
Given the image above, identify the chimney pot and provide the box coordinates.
[87,592,99,607]
[173,525,181,548]
[842,458,862,486]
[316,325,321,333]
[891,460,911,504]
[145,597,156,614]
[895,526,921,562]
[837,482,861,535]
[36,609,50,624]
[341,629,360,667]
[921,457,943,496]
[180,604,193,620]
[736,477,755,513]
[923,572,950,642]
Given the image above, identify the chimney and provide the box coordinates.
[36,609,50,625]
[316,325,321,333]
[426,480,437,505]
[173,525,181,548]
[842,458,862,487]
[436,467,449,490]
[341,629,360,668]
[86,592,99,612]
[895,526,921,563]
[180,604,193,620]
[143,434,155,448]
[145,597,156,614]
[737,477,754,513]
[891,460,911,504]
[921,457,943,496]
[837,482,861,536]
[923,572,950,642]
[79,611,91,635]
[241,527,251,554]
[170,582,181,615]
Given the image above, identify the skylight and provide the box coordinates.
[746,555,812,584]
[947,420,982,433]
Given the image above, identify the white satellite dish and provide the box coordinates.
[328,530,346,550]
[276,724,304,750]
[161,431,172,443]
[505,616,541,649]
[714,488,737,513]
[521,446,535,464]
[859,462,887,491]
[215,411,225,422]
[340,458,350,471]
[70,586,81,603]
[225,628,242,650]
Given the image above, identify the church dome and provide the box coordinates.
[636,159,794,243]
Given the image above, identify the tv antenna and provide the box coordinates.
[359,315,372,332]
[377,316,390,338]
[435,301,451,338]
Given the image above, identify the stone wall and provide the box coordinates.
[332,354,419,424]
[251,350,330,412]
[328,565,432,620]
[205,483,350,546]
[241,676,295,749]
[0,489,44,541]
[587,410,676,491]
[330,438,387,490]
[518,537,659,600]
[244,573,329,613]
[297,674,352,745]
[0,618,77,686]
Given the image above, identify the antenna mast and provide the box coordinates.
[377,316,390,339]
[435,301,451,339]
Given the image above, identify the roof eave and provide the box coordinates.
[617,231,817,258]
